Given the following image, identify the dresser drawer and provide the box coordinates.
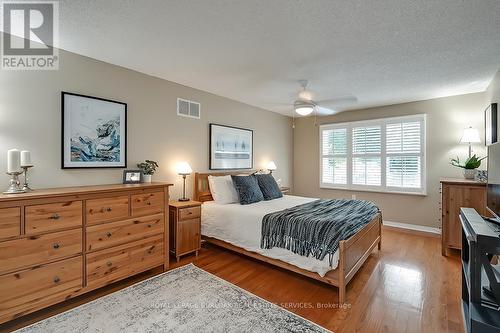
[86,213,164,252]
[0,256,82,322]
[25,201,82,234]
[86,196,129,225]
[131,192,164,217]
[179,206,201,221]
[0,207,20,240]
[0,228,82,274]
[86,235,163,289]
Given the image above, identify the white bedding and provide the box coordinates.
[201,195,339,277]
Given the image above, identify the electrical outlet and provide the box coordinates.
[351,194,356,200]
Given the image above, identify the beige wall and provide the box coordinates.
[0,49,293,199]
[293,92,489,228]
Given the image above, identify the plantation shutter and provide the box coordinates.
[320,127,347,186]
[352,126,381,186]
[386,121,423,189]
[319,114,425,194]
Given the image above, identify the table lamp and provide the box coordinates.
[460,127,481,158]
[176,162,192,202]
[267,161,277,174]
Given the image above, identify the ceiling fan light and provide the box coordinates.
[295,105,314,116]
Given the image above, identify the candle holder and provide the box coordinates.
[3,171,26,194]
[21,165,34,192]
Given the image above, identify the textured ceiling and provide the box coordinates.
[49,1,500,114]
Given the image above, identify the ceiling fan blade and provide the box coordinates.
[317,96,358,107]
[315,106,337,116]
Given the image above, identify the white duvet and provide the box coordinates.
[201,195,339,277]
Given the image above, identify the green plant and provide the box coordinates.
[137,160,159,175]
[450,155,486,170]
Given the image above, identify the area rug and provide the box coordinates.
[16,264,330,333]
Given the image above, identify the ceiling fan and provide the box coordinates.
[291,80,358,116]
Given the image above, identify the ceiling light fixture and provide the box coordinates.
[294,101,315,116]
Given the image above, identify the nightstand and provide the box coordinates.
[169,200,202,262]
[279,186,291,194]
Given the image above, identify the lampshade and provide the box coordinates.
[267,161,277,171]
[460,127,481,144]
[176,161,192,175]
[295,106,314,116]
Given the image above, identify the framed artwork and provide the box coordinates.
[209,123,253,170]
[62,92,127,168]
[485,103,498,146]
[122,170,142,184]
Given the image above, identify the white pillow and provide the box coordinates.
[208,175,239,204]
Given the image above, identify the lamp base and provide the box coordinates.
[178,198,190,202]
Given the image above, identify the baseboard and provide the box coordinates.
[383,220,441,238]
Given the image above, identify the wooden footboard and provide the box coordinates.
[329,213,382,302]
[202,212,382,304]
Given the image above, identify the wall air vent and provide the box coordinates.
[177,98,201,119]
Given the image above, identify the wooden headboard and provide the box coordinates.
[194,171,254,202]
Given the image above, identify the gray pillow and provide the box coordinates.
[255,174,283,200]
[231,175,264,205]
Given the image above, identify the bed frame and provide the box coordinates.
[194,172,382,303]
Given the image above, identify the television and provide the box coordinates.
[487,142,500,220]
[485,103,498,146]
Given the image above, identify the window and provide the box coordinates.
[320,114,426,195]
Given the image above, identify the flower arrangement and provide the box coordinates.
[450,155,486,179]
[450,155,486,169]
[137,160,159,175]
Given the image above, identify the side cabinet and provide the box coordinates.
[441,179,486,255]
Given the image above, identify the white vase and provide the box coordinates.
[142,174,152,183]
[463,169,475,180]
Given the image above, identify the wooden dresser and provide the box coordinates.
[0,182,172,324]
[440,178,486,256]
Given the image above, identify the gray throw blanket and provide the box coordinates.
[261,199,379,266]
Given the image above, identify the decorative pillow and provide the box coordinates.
[231,175,264,205]
[208,175,239,204]
[255,174,283,200]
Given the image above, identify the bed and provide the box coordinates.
[194,172,382,303]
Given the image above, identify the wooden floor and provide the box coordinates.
[0,227,462,333]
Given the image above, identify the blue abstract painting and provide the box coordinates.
[63,93,127,168]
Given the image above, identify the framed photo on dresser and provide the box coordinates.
[61,92,127,168]
[209,123,253,170]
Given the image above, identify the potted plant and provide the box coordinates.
[137,160,159,182]
[450,155,486,179]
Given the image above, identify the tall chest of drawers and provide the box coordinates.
[0,182,172,324]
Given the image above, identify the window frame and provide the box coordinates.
[319,114,426,196]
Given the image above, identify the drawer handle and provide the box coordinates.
[146,201,152,206]
[50,213,60,220]
[106,232,112,238]
[147,250,153,254]
[53,243,60,249]
[53,276,60,283]
[187,211,192,215]
[148,224,152,228]
[106,261,113,267]
[106,207,113,212]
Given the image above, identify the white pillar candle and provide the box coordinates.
[7,149,21,173]
[20,150,31,167]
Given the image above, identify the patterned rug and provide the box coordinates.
[16,264,330,333]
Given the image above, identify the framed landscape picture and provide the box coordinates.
[209,123,253,170]
[485,103,498,146]
[62,92,127,168]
